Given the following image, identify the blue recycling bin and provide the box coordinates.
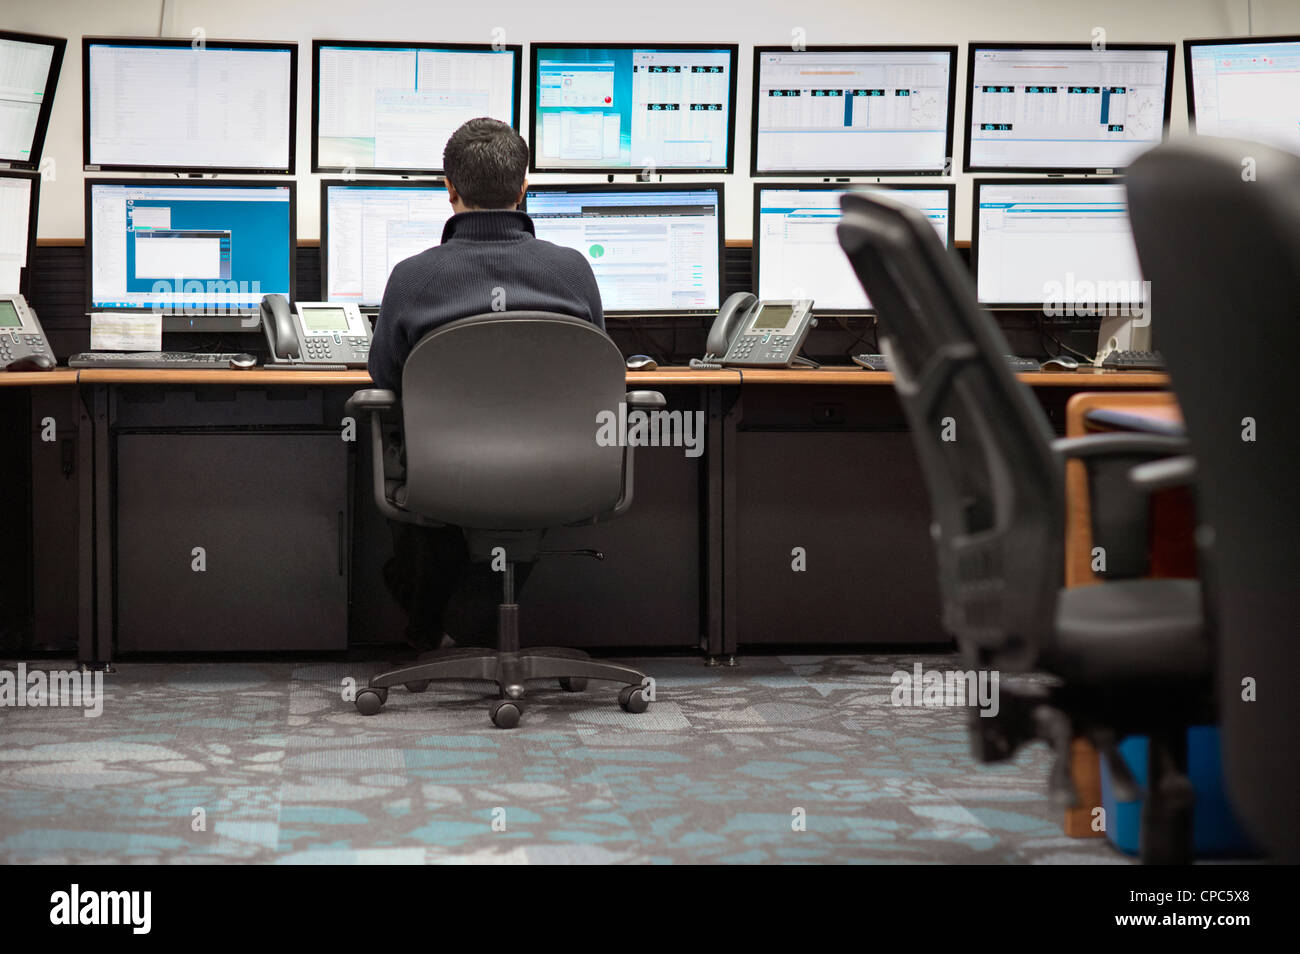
[1098,724,1257,857]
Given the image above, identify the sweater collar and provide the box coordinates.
[441,209,536,243]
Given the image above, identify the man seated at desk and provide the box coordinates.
[367,117,607,651]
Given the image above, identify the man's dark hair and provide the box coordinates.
[442,118,529,209]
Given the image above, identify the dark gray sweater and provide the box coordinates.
[367,210,605,392]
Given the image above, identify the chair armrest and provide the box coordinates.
[1130,455,1197,492]
[1054,434,1193,580]
[1052,433,1189,460]
[626,389,666,409]
[345,388,397,415]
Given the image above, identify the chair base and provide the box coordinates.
[355,646,652,728]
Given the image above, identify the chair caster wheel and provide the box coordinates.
[355,687,387,715]
[618,685,650,714]
[559,677,587,692]
[490,700,521,729]
[404,680,430,693]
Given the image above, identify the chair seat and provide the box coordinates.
[1049,578,1208,686]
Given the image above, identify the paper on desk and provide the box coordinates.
[91,312,163,352]
[0,260,19,295]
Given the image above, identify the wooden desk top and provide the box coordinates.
[74,366,743,386]
[737,367,1170,387]
[51,365,1171,389]
[0,370,79,387]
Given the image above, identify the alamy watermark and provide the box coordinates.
[0,664,105,717]
[595,404,704,458]
[1042,274,1150,322]
[890,662,1000,718]
[149,278,262,318]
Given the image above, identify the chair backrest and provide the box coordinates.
[399,312,626,529]
[836,190,1063,671]
[1126,137,1300,861]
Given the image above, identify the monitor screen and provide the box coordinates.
[321,181,452,307]
[755,184,953,312]
[525,185,723,313]
[0,31,65,169]
[0,171,37,295]
[972,179,1145,311]
[964,44,1173,172]
[1186,37,1300,155]
[313,41,521,174]
[84,39,296,173]
[752,46,956,175]
[87,181,294,312]
[530,44,737,172]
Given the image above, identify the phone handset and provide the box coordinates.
[691,291,757,369]
[260,293,299,360]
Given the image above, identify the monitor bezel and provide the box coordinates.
[969,175,1141,311]
[0,30,66,172]
[528,42,740,175]
[81,36,299,175]
[749,44,958,178]
[1183,34,1300,134]
[319,177,450,307]
[961,41,1176,174]
[0,169,40,298]
[83,177,298,315]
[523,180,726,316]
[311,39,524,176]
[751,180,956,316]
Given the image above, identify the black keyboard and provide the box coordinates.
[68,352,248,370]
[1101,349,1166,371]
[853,353,1042,373]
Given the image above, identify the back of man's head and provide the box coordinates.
[442,118,529,210]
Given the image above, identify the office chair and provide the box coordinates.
[346,312,664,729]
[1126,137,1300,862]
[836,190,1213,863]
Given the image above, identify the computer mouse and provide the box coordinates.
[5,353,55,372]
[229,353,258,370]
[1039,355,1079,372]
[626,354,658,371]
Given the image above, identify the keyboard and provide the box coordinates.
[853,353,1042,373]
[68,352,249,370]
[1101,349,1166,371]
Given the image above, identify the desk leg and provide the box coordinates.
[704,386,724,665]
[92,385,113,670]
[76,387,96,668]
[720,387,740,666]
[1064,738,1106,838]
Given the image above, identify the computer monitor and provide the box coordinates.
[86,179,295,314]
[312,40,522,175]
[321,180,452,308]
[1185,36,1300,155]
[0,30,65,170]
[964,43,1174,172]
[0,170,39,296]
[525,183,723,314]
[83,37,296,173]
[754,183,954,313]
[530,43,738,173]
[751,46,957,176]
[971,178,1145,313]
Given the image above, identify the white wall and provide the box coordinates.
[11,0,1300,242]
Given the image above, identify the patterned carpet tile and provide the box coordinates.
[0,655,1128,864]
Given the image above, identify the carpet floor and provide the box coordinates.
[0,653,1131,864]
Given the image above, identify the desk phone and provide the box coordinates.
[0,294,54,368]
[260,294,371,367]
[698,293,816,369]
